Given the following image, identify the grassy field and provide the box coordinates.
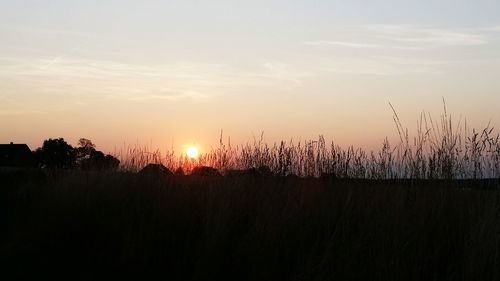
[2,169,500,280]
[3,107,500,280]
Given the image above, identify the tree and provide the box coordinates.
[76,138,120,170]
[35,137,119,170]
[77,138,96,155]
[75,138,96,167]
[35,138,76,169]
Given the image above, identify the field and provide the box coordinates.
[2,168,500,280]
[3,109,500,280]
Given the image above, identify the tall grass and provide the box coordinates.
[116,104,500,179]
[3,103,500,280]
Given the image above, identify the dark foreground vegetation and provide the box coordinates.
[2,168,500,281]
[3,105,500,280]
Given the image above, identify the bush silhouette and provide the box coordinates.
[139,163,173,177]
[191,166,221,177]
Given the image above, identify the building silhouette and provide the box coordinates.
[0,142,36,168]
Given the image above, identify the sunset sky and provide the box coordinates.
[1,0,499,154]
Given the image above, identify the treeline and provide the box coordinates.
[34,138,119,170]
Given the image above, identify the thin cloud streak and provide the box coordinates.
[317,57,447,76]
[305,24,491,51]
[365,24,487,47]
[304,41,381,48]
[0,24,99,39]
[0,109,45,116]
[300,24,498,75]
[0,56,311,103]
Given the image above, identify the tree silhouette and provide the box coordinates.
[34,137,119,170]
[75,138,119,170]
[77,138,96,156]
[35,138,76,169]
[75,138,96,167]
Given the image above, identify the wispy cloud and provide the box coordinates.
[304,41,381,48]
[473,26,500,32]
[305,24,489,51]
[366,24,487,47]
[314,56,448,76]
[300,24,498,76]
[0,55,311,106]
[0,24,98,39]
[0,109,45,116]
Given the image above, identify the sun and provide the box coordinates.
[186,146,199,159]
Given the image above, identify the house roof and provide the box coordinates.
[0,143,36,167]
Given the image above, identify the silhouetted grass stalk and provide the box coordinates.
[116,104,500,179]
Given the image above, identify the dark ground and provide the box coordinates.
[2,168,500,280]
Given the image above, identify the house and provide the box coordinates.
[0,142,36,168]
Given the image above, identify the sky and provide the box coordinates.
[1,0,499,154]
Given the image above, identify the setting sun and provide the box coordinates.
[186,146,199,159]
